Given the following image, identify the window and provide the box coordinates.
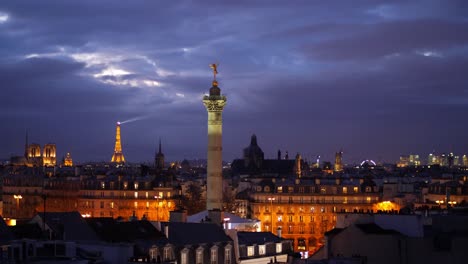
[288,215,293,222]
[264,186,270,192]
[134,192,138,199]
[134,201,138,208]
[365,186,372,193]
[225,247,232,264]
[258,245,266,255]
[146,192,149,198]
[101,182,105,189]
[100,201,104,209]
[342,187,347,194]
[159,191,164,198]
[320,187,326,194]
[353,187,358,193]
[277,186,283,193]
[134,183,139,189]
[288,187,294,193]
[150,247,158,260]
[276,243,282,253]
[277,215,282,222]
[211,248,218,264]
[164,247,172,261]
[181,250,188,264]
[196,249,203,264]
[247,246,254,257]
[299,215,304,222]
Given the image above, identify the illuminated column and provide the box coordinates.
[203,64,226,210]
[111,122,126,163]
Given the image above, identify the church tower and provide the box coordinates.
[111,122,125,163]
[203,64,226,210]
[155,139,165,170]
[334,151,343,172]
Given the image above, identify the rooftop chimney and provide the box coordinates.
[169,210,187,222]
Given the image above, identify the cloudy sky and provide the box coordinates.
[1,0,467,164]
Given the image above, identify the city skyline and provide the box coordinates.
[1,1,468,163]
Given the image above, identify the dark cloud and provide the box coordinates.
[302,19,468,60]
[0,0,467,163]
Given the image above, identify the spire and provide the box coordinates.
[250,134,258,146]
[158,138,162,154]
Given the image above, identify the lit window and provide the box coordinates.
[320,187,326,194]
[342,187,347,194]
[277,186,283,193]
[353,187,358,193]
[164,247,172,261]
[134,183,139,189]
[276,243,282,253]
[123,182,128,189]
[101,182,105,189]
[146,192,149,198]
[225,247,231,264]
[259,245,266,255]
[167,192,171,198]
[134,192,138,199]
[134,201,138,208]
[181,250,188,264]
[110,202,114,209]
[159,191,164,198]
[247,246,254,257]
[196,250,203,264]
[277,215,282,222]
[211,248,218,264]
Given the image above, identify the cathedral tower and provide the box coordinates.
[155,139,165,170]
[111,122,125,163]
[203,64,226,210]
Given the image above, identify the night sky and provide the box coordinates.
[1,1,467,164]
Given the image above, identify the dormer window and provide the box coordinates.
[181,248,189,264]
[196,248,203,264]
[259,245,266,255]
[247,246,254,257]
[276,243,282,253]
[211,247,218,264]
[164,247,172,261]
[225,245,232,264]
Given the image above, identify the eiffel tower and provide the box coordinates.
[111,122,125,163]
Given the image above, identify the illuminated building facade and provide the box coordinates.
[397,154,420,167]
[250,177,386,253]
[203,64,226,210]
[63,152,73,167]
[2,173,176,222]
[111,122,125,163]
[23,142,57,167]
[42,143,56,166]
